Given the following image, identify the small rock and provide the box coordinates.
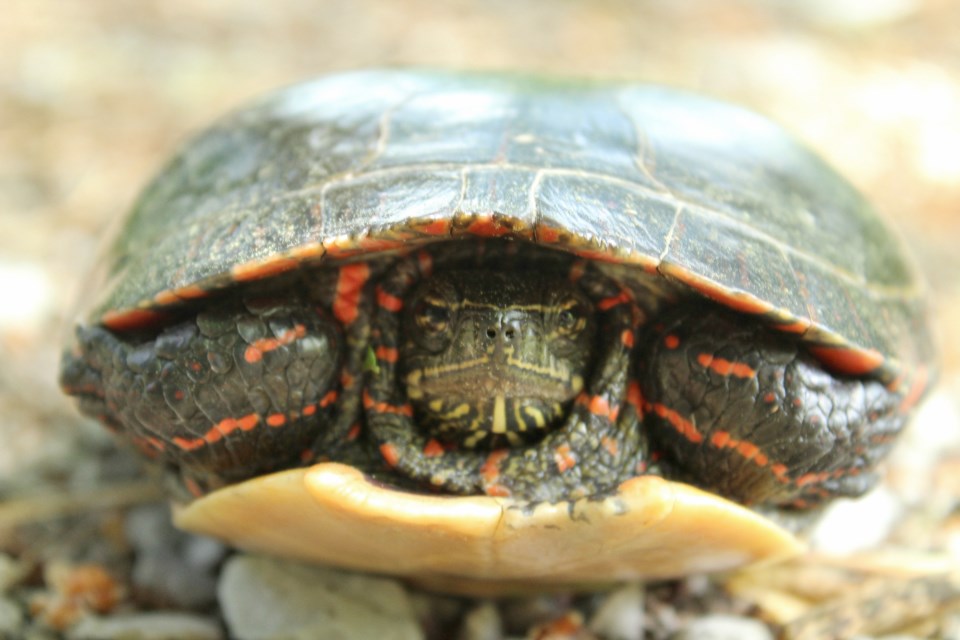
[527,612,594,639]
[126,504,224,608]
[409,592,463,638]
[500,594,573,634]
[671,614,774,640]
[67,612,223,640]
[808,487,902,555]
[218,554,423,640]
[588,584,644,640]
[0,554,27,593]
[458,601,501,640]
[0,597,24,636]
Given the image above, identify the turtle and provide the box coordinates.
[59,70,934,592]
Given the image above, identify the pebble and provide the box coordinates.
[125,504,224,608]
[0,596,24,636]
[218,554,423,640]
[0,553,28,593]
[458,601,502,640]
[671,614,774,640]
[66,612,223,640]
[588,584,644,640]
[808,487,901,555]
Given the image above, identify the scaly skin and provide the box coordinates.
[61,241,912,507]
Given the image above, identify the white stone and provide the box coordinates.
[588,584,644,640]
[218,555,423,640]
[67,613,223,640]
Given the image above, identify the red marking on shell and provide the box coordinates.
[300,449,315,463]
[244,324,307,364]
[466,216,512,237]
[663,264,774,315]
[774,319,811,334]
[536,225,562,243]
[375,286,404,312]
[101,308,170,332]
[763,392,776,403]
[621,329,635,348]
[288,242,324,260]
[375,346,399,363]
[696,353,757,378]
[807,345,885,376]
[303,404,317,417]
[421,219,451,235]
[598,290,631,311]
[231,256,300,282]
[153,290,182,306]
[266,414,286,428]
[358,237,409,252]
[648,402,703,443]
[423,439,445,457]
[573,248,621,263]
[333,263,370,325]
[153,284,210,306]
[484,484,511,497]
[664,334,680,349]
[347,424,361,441]
[379,443,400,467]
[554,444,577,472]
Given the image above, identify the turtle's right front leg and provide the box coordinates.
[60,296,344,495]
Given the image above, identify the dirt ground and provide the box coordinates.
[1,1,958,638]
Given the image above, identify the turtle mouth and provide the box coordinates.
[404,358,584,402]
[403,359,585,447]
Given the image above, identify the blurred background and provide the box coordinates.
[1,0,958,635]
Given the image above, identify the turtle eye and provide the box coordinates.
[415,299,451,334]
[406,276,460,353]
[552,298,589,337]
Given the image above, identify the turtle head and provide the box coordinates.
[401,270,595,448]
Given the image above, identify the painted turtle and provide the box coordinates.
[60,70,933,591]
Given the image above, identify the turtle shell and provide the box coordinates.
[67,70,934,591]
[81,70,931,380]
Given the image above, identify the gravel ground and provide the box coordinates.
[2,1,959,638]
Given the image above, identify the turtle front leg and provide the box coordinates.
[60,297,345,496]
[639,303,910,508]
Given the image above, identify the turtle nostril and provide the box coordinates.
[486,328,497,339]
[504,327,516,340]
